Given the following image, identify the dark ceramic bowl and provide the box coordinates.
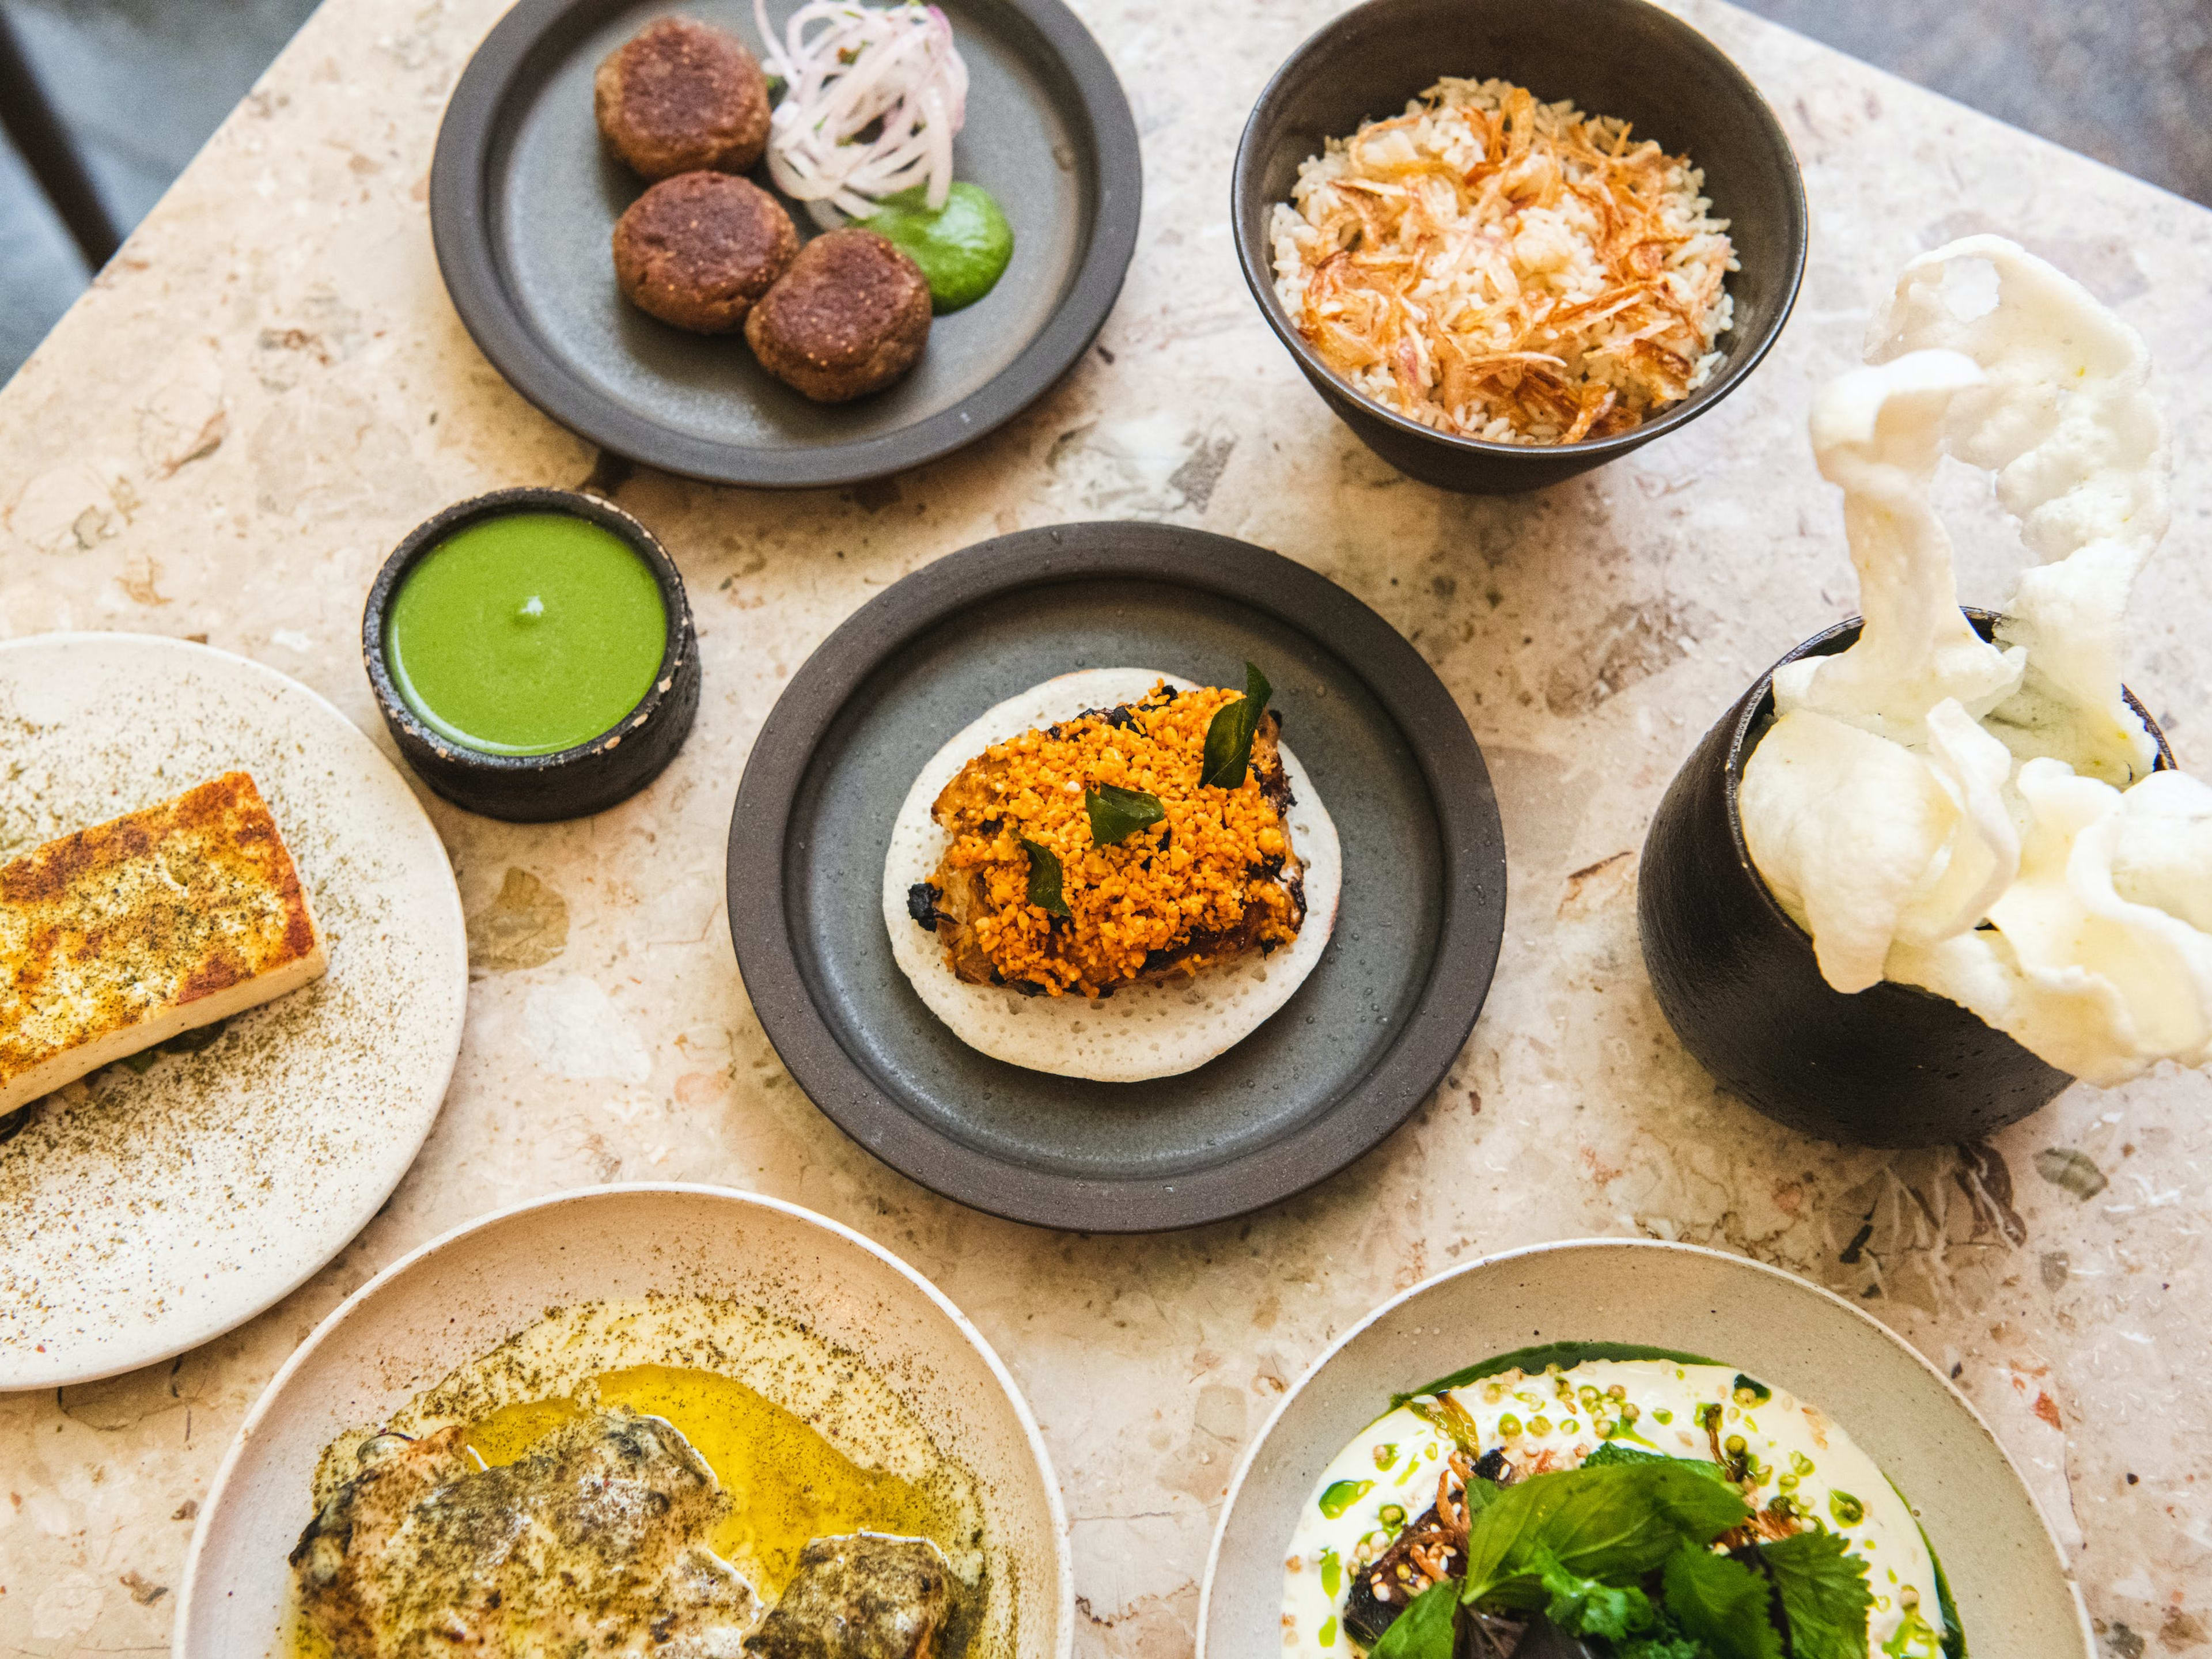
[363,487,699,822]
[1638,609,2172,1146]
[1232,0,1805,494]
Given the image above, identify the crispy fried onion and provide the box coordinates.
[1275,79,1735,445]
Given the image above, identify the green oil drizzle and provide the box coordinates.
[1319,1479,1373,1518]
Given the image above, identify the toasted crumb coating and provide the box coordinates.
[921,682,1305,997]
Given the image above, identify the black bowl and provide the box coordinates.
[1232,0,1806,494]
[1638,609,2173,1146]
[363,487,700,822]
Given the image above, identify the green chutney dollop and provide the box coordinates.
[386,512,667,757]
[861,182,1014,312]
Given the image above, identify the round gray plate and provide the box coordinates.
[727,523,1508,1232]
[430,0,1140,487]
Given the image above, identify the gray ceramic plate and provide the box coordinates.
[430,0,1140,487]
[726,523,1507,1232]
[1199,1240,2092,1659]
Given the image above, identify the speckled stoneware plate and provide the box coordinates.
[430,0,1141,487]
[0,634,467,1391]
[1198,1239,2093,1659]
[728,522,1508,1233]
[173,1184,1074,1659]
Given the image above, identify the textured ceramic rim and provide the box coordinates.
[171,1181,1077,1659]
[1229,0,1807,473]
[726,522,1508,1232]
[1721,607,2175,949]
[362,485,695,781]
[429,0,1142,488]
[0,633,468,1391]
[1195,1237,2094,1659]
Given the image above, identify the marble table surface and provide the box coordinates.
[2,0,2209,1653]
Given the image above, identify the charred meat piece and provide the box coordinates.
[594,16,771,178]
[291,1407,756,1658]
[746,1534,952,1659]
[745,230,932,403]
[921,683,1305,998]
[614,172,799,334]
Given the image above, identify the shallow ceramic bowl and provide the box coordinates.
[1638,609,2173,1146]
[1199,1239,2090,1659]
[174,1184,1073,1659]
[1233,0,1805,494]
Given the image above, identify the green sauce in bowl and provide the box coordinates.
[385,512,667,757]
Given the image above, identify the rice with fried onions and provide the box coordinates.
[1268,78,1737,446]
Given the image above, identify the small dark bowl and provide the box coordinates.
[1638,609,2173,1146]
[1232,0,1806,494]
[363,487,700,823]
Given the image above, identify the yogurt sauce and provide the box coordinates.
[1281,1358,1952,1657]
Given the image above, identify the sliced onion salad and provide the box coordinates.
[753,0,969,229]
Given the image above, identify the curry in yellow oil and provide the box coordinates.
[289,1362,966,1657]
[468,1363,960,1595]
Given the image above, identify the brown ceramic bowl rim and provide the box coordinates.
[1230,0,1807,465]
[1722,606,2176,945]
[362,486,693,775]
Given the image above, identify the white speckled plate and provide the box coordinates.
[173,1183,1074,1659]
[0,634,467,1391]
[1199,1239,2093,1659]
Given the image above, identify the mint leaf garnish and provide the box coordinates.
[1529,1541,1657,1641]
[1663,1541,1785,1659]
[1761,1531,1873,1659]
[1458,1460,1751,1612]
[1581,1443,1736,1483]
[1369,1580,1457,1659]
[1200,661,1273,789]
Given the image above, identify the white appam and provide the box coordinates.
[881,668,1342,1081]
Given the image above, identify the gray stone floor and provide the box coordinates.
[1736,0,2212,208]
[0,0,2208,385]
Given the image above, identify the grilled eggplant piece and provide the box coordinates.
[291,1407,756,1658]
[746,1533,952,1659]
[1343,1450,1514,1650]
[1341,1499,1469,1649]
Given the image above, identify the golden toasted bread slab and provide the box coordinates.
[0,771,327,1112]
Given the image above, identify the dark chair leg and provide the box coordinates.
[0,5,120,269]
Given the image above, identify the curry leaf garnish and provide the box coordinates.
[1662,1541,1785,1659]
[1020,838,1071,918]
[1457,1461,1752,1612]
[1368,1580,1457,1659]
[1085,783,1165,846]
[1200,661,1274,789]
[1760,1531,1874,1659]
